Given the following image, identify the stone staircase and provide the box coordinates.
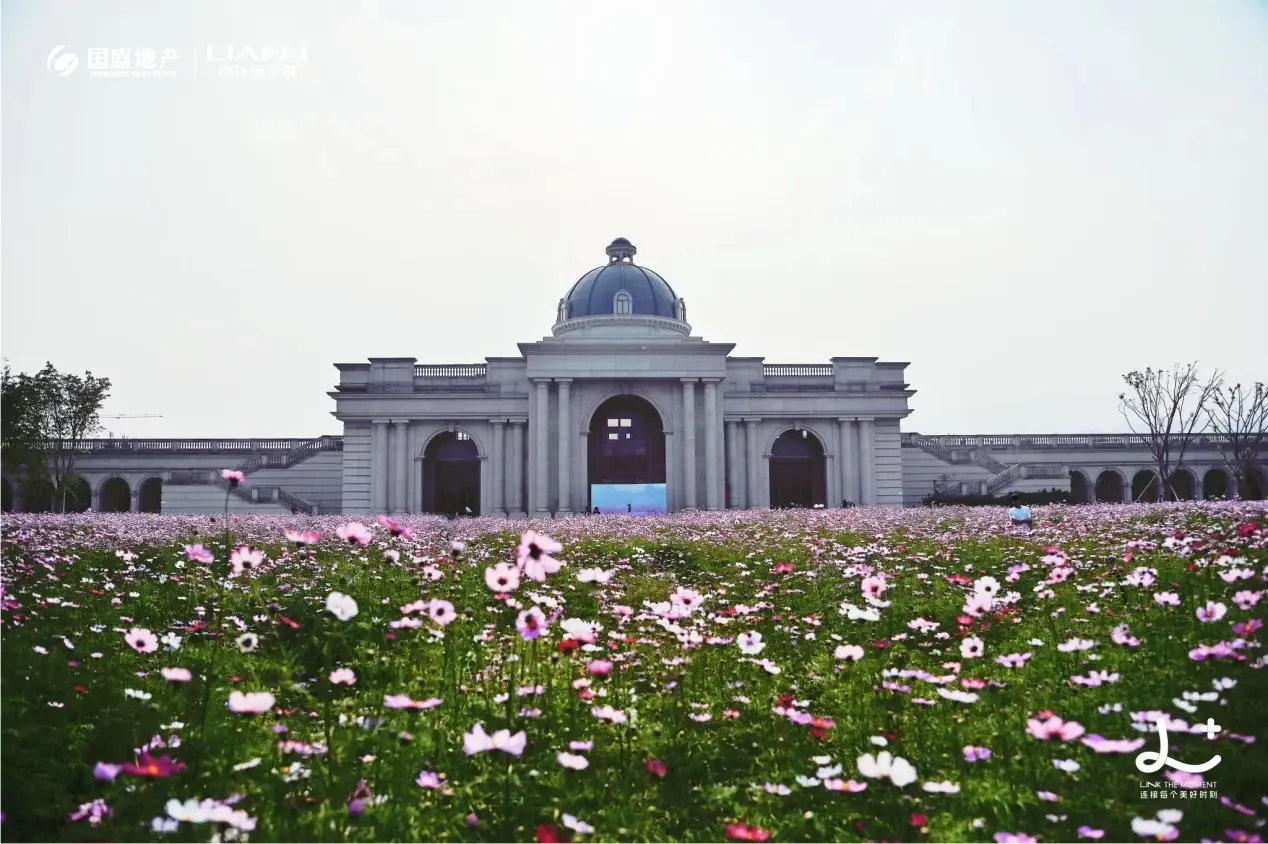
[187,436,342,514]
[907,433,1057,498]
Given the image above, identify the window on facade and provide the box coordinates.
[608,433,619,440]
[613,291,632,315]
[456,431,470,440]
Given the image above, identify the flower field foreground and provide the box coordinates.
[2,503,1267,843]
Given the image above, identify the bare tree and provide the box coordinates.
[1119,363,1221,502]
[1206,382,1268,500]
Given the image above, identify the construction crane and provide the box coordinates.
[101,414,163,419]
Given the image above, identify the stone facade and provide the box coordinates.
[2,240,1264,515]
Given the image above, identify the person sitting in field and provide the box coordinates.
[1007,495,1033,530]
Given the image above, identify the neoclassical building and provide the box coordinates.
[2,239,1263,515]
[330,237,914,516]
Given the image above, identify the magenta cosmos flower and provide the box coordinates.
[516,531,563,582]
[516,607,548,640]
[377,515,413,538]
[220,468,246,486]
[184,544,214,564]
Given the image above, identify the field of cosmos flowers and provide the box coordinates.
[2,497,1267,843]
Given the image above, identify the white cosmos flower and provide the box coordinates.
[857,751,918,787]
[325,592,359,621]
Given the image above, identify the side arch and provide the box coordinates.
[1068,469,1092,504]
[97,476,132,512]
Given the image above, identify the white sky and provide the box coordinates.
[3,0,1266,439]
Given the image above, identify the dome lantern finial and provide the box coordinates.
[605,237,637,263]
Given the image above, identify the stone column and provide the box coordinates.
[839,418,857,504]
[744,418,760,509]
[491,419,505,514]
[534,380,551,516]
[372,419,390,513]
[392,420,410,513]
[681,379,697,508]
[509,421,525,516]
[556,379,572,514]
[1193,475,1204,502]
[859,417,876,505]
[130,489,140,513]
[725,421,741,508]
[91,487,102,512]
[703,379,720,509]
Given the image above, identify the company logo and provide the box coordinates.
[204,45,306,79]
[47,46,78,76]
[1135,717,1222,774]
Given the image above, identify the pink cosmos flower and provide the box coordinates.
[1232,590,1262,610]
[1081,734,1145,753]
[220,469,246,486]
[560,618,600,644]
[377,516,413,538]
[995,835,1038,843]
[996,652,1032,668]
[160,667,192,683]
[68,799,112,826]
[125,628,159,654]
[670,587,704,611]
[1078,827,1105,840]
[835,644,865,661]
[588,659,613,677]
[861,575,887,598]
[229,546,265,577]
[824,778,869,792]
[963,593,993,617]
[94,762,122,781]
[227,691,275,714]
[1154,592,1181,606]
[516,607,548,640]
[284,529,320,545]
[960,637,985,659]
[518,531,564,582]
[592,705,627,724]
[557,752,589,770]
[463,723,527,756]
[570,740,594,751]
[485,563,521,593]
[428,599,456,626]
[416,770,446,790]
[335,522,372,544]
[1027,715,1085,741]
[1197,601,1227,622]
[184,544,214,564]
[329,668,357,685]
[963,745,992,761]
[383,694,443,710]
[737,632,765,655]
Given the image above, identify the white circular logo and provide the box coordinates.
[47,46,78,76]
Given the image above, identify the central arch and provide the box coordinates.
[1094,470,1125,503]
[587,395,666,512]
[422,431,480,516]
[768,427,827,509]
[99,477,131,512]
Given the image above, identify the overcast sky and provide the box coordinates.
[3,0,1266,439]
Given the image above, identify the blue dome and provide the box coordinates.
[561,239,680,320]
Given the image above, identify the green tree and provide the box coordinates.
[1,363,111,512]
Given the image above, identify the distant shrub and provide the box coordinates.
[921,487,1070,507]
